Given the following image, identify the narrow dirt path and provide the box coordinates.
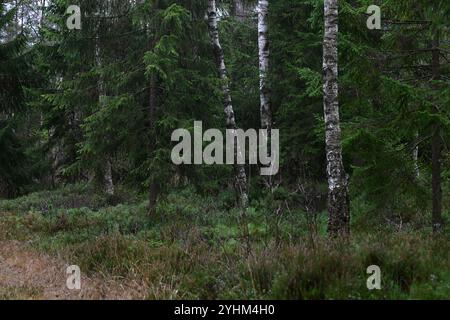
[0,240,147,299]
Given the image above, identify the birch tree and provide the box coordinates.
[323,0,349,236]
[257,0,274,185]
[258,0,271,131]
[207,0,248,208]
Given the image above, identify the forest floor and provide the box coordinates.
[0,184,448,300]
[0,239,147,299]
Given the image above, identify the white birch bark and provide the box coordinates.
[258,0,271,131]
[323,0,349,236]
[207,0,248,208]
[258,0,274,188]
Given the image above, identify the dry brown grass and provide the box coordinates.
[0,240,148,300]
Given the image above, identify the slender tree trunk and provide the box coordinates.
[431,33,443,233]
[95,37,115,196]
[258,0,271,133]
[148,74,159,215]
[323,0,349,237]
[207,0,248,208]
[258,0,274,188]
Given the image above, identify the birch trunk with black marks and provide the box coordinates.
[258,0,274,187]
[95,38,115,196]
[431,33,443,233]
[323,0,349,236]
[258,0,271,132]
[207,0,248,208]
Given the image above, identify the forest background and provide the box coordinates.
[0,0,448,299]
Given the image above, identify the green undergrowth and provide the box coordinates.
[0,185,448,299]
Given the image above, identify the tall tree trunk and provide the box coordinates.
[148,74,159,215]
[258,0,271,133]
[258,0,273,187]
[431,33,443,233]
[207,0,248,208]
[323,0,349,237]
[95,37,115,196]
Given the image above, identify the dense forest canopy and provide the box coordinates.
[0,0,448,300]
